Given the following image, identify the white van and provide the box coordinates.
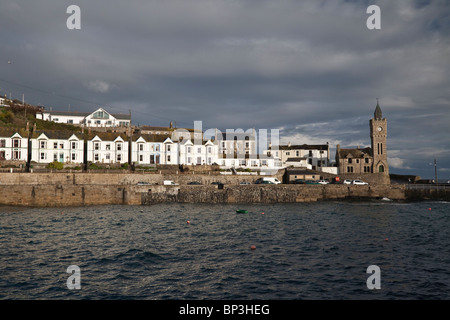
[163,180,178,185]
[255,177,281,184]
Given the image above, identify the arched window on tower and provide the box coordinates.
[379,165,384,173]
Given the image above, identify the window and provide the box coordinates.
[187,147,191,153]
[197,148,201,153]
[92,111,109,119]
[13,150,21,160]
[54,142,58,149]
[347,166,354,173]
[286,151,290,156]
[139,144,144,151]
[106,153,110,160]
[68,120,73,124]
[13,139,20,148]
[54,153,58,161]
[167,155,171,162]
[94,143,99,150]
[59,143,64,149]
[356,159,359,164]
[106,144,110,150]
[309,151,313,157]
[208,147,211,154]
[365,158,369,164]
[117,143,122,151]
[40,152,46,160]
[72,153,77,161]
[117,154,122,161]
[0,151,5,160]
[94,154,99,161]
[139,155,144,162]
[187,157,191,163]
[40,141,46,148]
[0,139,5,147]
[296,151,299,157]
[348,158,352,164]
[71,142,77,149]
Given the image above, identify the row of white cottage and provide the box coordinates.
[0,129,336,172]
[0,130,280,169]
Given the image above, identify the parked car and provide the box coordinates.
[305,180,320,185]
[317,179,329,185]
[254,177,281,184]
[239,181,251,185]
[187,181,202,185]
[291,179,306,184]
[137,181,151,185]
[343,179,353,185]
[211,181,223,185]
[352,180,368,185]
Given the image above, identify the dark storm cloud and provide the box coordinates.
[0,0,449,178]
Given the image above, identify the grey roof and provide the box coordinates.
[338,147,373,159]
[374,102,383,120]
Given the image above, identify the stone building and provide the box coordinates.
[335,102,389,183]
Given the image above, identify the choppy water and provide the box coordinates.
[0,201,449,299]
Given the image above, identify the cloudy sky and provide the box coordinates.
[1,0,449,179]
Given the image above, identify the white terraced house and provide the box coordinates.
[0,129,283,171]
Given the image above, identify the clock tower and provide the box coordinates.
[370,100,389,174]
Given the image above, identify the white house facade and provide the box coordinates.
[0,132,28,161]
[37,108,131,128]
[0,130,283,171]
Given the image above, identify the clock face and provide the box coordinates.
[377,126,383,132]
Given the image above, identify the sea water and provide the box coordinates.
[0,201,449,299]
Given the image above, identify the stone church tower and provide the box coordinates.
[369,101,389,175]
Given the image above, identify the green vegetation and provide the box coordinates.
[0,104,82,133]
[46,161,64,170]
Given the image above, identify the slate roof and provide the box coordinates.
[338,147,373,159]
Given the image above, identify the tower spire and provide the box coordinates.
[374,98,382,120]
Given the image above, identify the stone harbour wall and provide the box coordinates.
[142,184,407,205]
[1,172,447,207]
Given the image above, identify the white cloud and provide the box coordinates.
[389,157,412,170]
[83,80,116,94]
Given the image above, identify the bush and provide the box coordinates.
[46,161,64,170]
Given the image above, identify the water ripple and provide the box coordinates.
[0,201,449,299]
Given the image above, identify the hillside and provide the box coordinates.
[0,102,82,133]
